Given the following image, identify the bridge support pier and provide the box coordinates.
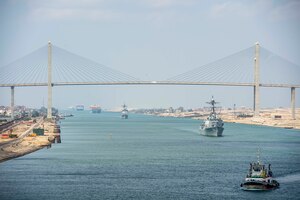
[11,86,14,120]
[253,42,260,117]
[47,41,53,119]
[291,87,296,120]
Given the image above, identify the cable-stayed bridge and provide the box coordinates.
[0,42,299,119]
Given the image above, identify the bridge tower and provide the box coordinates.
[11,86,14,119]
[291,87,296,120]
[47,41,53,119]
[253,42,260,117]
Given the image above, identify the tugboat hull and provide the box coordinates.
[241,181,279,191]
[200,127,224,137]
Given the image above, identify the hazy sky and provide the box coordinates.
[0,0,299,110]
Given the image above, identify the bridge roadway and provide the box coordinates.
[0,81,299,88]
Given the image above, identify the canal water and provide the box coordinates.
[0,112,299,199]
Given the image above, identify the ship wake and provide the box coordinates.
[276,173,300,183]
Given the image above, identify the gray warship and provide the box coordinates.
[199,97,224,137]
[121,104,128,119]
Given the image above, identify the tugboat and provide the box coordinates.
[199,96,224,137]
[240,149,280,191]
[121,104,128,119]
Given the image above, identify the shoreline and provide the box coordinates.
[0,145,44,164]
[148,108,300,130]
[221,117,300,130]
[0,118,60,163]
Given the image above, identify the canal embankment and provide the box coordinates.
[0,117,61,163]
[151,108,300,130]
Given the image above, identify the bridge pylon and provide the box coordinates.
[47,41,53,119]
[254,42,260,117]
[291,87,296,120]
[11,86,14,119]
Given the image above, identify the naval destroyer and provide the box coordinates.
[199,97,224,137]
[121,104,128,119]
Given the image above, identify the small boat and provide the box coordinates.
[240,149,280,191]
[58,113,73,119]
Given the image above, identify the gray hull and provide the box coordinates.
[122,114,128,119]
[199,127,224,137]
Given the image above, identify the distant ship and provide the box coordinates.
[121,104,128,119]
[240,149,280,191]
[90,104,101,113]
[76,105,84,111]
[199,96,224,137]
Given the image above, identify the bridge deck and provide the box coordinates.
[0,81,299,88]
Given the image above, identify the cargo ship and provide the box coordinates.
[199,96,224,137]
[90,104,101,113]
[76,105,84,111]
[240,150,280,191]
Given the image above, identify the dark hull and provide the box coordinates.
[241,181,279,191]
[91,109,101,113]
[122,114,128,119]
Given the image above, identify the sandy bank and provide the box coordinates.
[156,108,300,130]
[0,118,60,163]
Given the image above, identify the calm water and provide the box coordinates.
[0,112,300,200]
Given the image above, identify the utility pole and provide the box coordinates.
[47,41,53,119]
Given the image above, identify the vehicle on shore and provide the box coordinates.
[240,150,279,191]
[199,96,224,137]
